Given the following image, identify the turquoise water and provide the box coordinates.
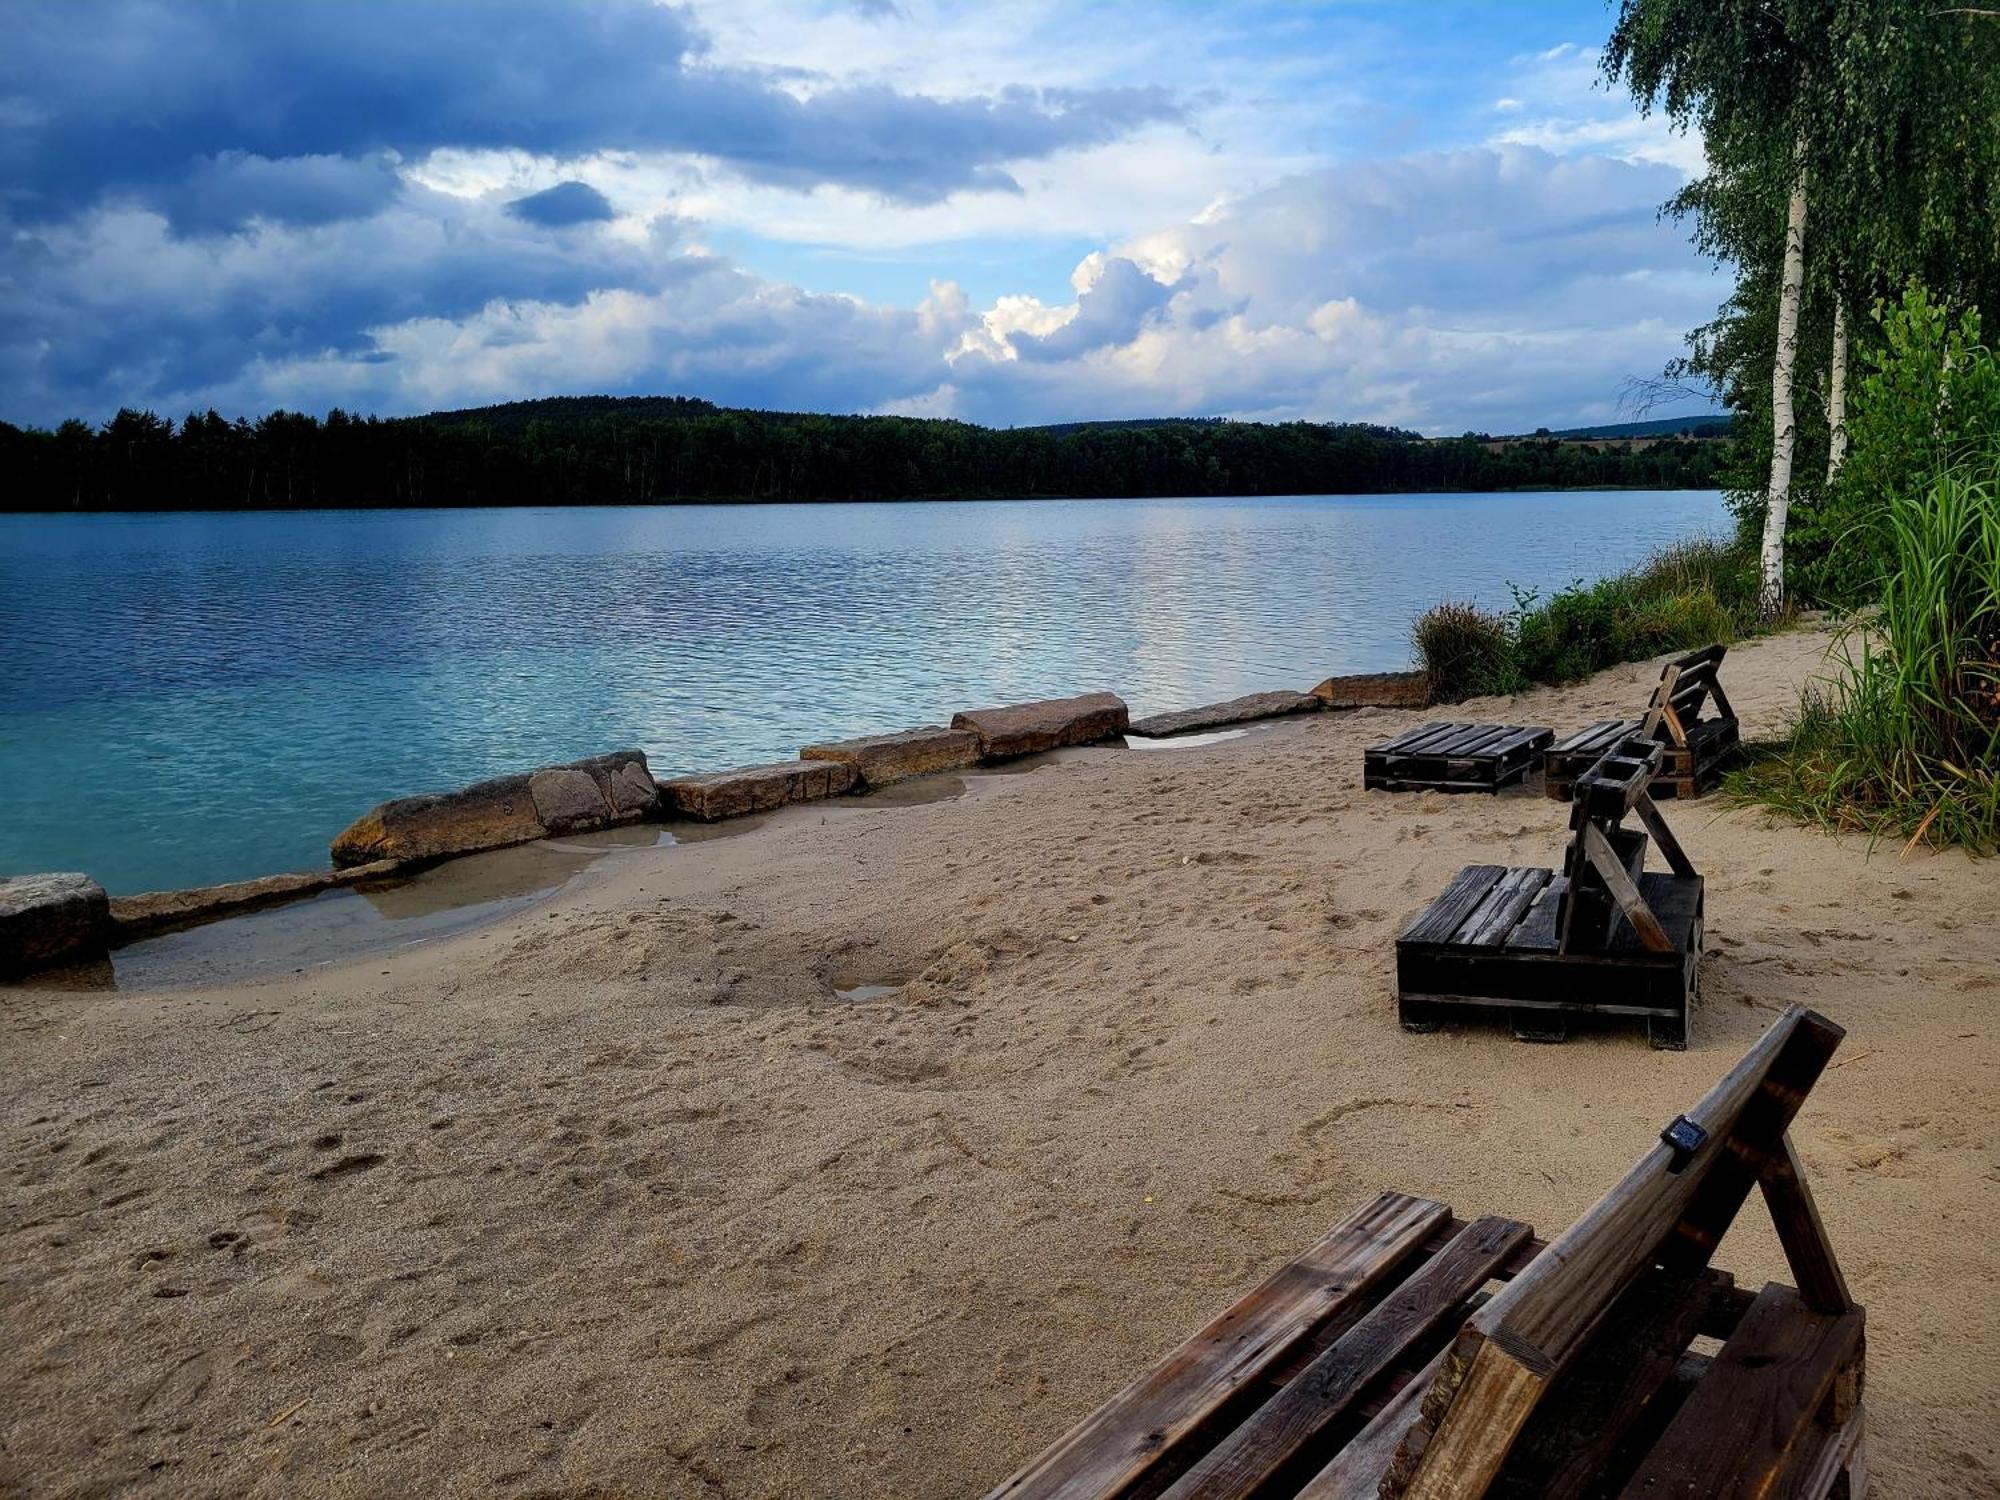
[0,492,1727,894]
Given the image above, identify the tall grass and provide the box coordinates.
[1734,452,2000,852]
[1415,535,1761,703]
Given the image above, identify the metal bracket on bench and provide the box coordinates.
[1659,1114,1708,1172]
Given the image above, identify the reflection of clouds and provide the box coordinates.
[1,492,1729,892]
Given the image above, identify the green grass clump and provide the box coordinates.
[1415,535,1761,704]
[1413,600,1522,702]
[1733,453,2000,853]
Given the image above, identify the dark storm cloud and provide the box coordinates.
[0,0,1178,226]
[506,181,618,228]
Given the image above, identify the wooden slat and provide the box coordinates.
[1581,824,1674,954]
[1668,643,1726,673]
[1789,1404,1867,1500]
[984,1193,1450,1500]
[1631,792,1697,879]
[1617,1282,1865,1499]
[1400,866,1506,946]
[1461,869,1552,948]
[1294,1349,1450,1500]
[1162,1216,1534,1500]
[1488,1267,1736,1500]
[1374,722,1456,754]
[1757,1133,1853,1315]
[1381,1006,1845,1499]
[1506,875,1564,953]
[1552,720,1631,755]
[1395,722,1477,755]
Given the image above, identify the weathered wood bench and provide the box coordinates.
[1364,723,1555,794]
[985,1003,1865,1500]
[1546,644,1741,802]
[1397,734,1703,1049]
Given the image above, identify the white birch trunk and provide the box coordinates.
[1762,136,1809,619]
[1825,297,1848,485]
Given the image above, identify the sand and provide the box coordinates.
[4,625,1998,1499]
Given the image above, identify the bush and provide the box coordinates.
[1414,600,1520,702]
[1792,283,2000,605]
[1736,448,2000,852]
[1415,536,1761,702]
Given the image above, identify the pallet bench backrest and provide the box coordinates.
[1555,735,1694,954]
[1378,1003,1853,1498]
[1639,643,1735,749]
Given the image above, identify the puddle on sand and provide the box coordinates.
[851,775,967,809]
[834,982,902,1001]
[22,827,716,993]
[1120,727,1254,751]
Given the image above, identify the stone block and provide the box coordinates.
[800,725,982,787]
[950,692,1129,759]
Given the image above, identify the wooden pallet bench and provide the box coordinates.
[1397,734,1703,1049]
[986,1004,1865,1500]
[1364,723,1555,794]
[1546,643,1742,801]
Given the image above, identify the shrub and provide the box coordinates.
[1414,536,1762,701]
[1414,600,1520,703]
[1735,448,2000,852]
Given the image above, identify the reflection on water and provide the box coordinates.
[0,492,1727,893]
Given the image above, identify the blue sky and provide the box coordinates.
[0,0,1726,434]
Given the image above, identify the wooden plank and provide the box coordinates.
[1507,875,1564,953]
[1638,665,1681,738]
[1395,722,1478,755]
[1552,719,1631,755]
[1790,1405,1867,1500]
[1617,1282,1865,1500]
[1581,823,1674,954]
[1481,726,1555,759]
[1380,1006,1844,1499]
[1757,1132,1853,1315]
[1162,1216,1534,1500]
[1668,642,1727,673]
[1489,1266,1736,1500]
[1400,866,1506,946]
[1631,792,1696,879]
[985,1193,1452,1500]
[1294,1348,1450,1500]
[1374,722,1455,754]
[1462,869,1552,948]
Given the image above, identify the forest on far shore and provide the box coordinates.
[0,396,1734,511]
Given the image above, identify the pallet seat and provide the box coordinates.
[1364,722,1555,794]
[985,1004,1865,1500]
[1396,734,1702,1049]
[1546,643,1741,801]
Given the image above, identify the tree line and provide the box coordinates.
[0,397,1732,511]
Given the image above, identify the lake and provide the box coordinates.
[0,492,1728,895]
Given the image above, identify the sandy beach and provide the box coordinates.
[4,624,1997,1499]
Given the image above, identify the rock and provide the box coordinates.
[660,759,858,821]
[331,749,659,867]
[604,759,662,818]
[110,870,338,936]
[530,767,611,835]
[1128,690,1320,738]
[0,873,111,975]
[800,725,982,787]
[950,692,1130,759]
[1310,670,1432,709]
[332,771,545,867]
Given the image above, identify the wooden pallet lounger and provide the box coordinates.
[1363,723,1555,794]
[986,1003,1864,1500]
[1545,643,1741,801]
[1397,735,1702,1049]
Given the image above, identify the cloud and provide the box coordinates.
[0,0,1180,225]
[0,142,1719,437]
[506,181,617,228]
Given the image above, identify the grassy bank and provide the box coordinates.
[1414,536,1763,702]
[1730,453,2000,854]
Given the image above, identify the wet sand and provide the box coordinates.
[4,625,1997,1498]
